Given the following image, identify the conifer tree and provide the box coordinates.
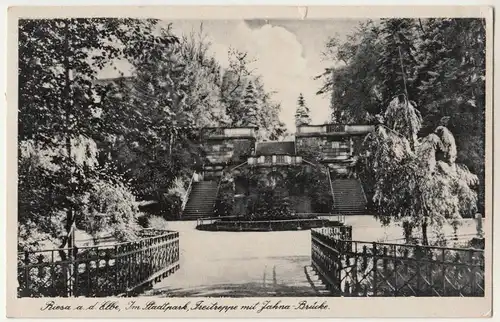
[241,81,259,127]
[295,93,311,127]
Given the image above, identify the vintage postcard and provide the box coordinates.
[6,5,493,318]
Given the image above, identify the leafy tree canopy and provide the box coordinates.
[318,18,485,213]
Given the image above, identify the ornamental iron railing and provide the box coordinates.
[18,229,180,297]
[311,227,484,297]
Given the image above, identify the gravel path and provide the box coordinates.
[143,221,318,297]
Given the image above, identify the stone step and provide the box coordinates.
[184,205,215,209]
[304,266,331,296]
[330,179,366,214]
[184,208,213,212]
[185,203,215,207]
[186,197,217,201]
[182,179,219,217]
[185,206,215,209]
[185,202,215,206]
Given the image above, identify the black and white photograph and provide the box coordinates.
[10,6,491,314]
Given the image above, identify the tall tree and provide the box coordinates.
[377,19,420,101]
[316,21,384,123]
[412,18,486,213]
[360,97,478,245]
[220,48,255,123]
[220,48,285,140]
[253,77,287,141]
[18,18,167,249]
[98,26,220,208]
[98,23,288,219]
[319,18,486,214]
[241,81,259,127]
[295,93,311,127]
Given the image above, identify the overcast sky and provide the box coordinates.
[98,19,364,132]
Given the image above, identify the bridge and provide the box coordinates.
[183,123,374,220]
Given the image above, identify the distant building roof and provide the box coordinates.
[256,141,295,156]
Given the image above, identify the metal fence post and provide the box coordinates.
[114,244,119,295]
[469,249,476,295]
[372,243,378,296]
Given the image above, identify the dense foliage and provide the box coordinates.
[18,19,285,250]
[214,174,236,217]
[220,50,287,141]
[318,18,486,213]
[216,162,331,219]
[359,96,478,245]
[18,18,162,250]
[246,181,293,220]
[99,26,287,217]
[18,18,485,251]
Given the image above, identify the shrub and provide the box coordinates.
[215,176,235,216]
[146,215,169,230]
[79,179,142,243]
[246,184,293,220]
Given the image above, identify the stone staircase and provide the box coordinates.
[330,179,367,215]
[304,265,331,296]
[182,181,219,220]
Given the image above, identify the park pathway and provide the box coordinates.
[142,221,319,297]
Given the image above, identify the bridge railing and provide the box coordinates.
[18,230,180,297]
[202,127,257,140]
[311,227,485,297]
[296,124,375,137]
[248,155,303,166]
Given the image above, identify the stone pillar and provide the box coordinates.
[475,213,484,237]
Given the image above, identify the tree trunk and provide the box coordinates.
[403,221,413,244]
[422,218,429,246]
[63,20,74,253]
[62,20,76,297]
